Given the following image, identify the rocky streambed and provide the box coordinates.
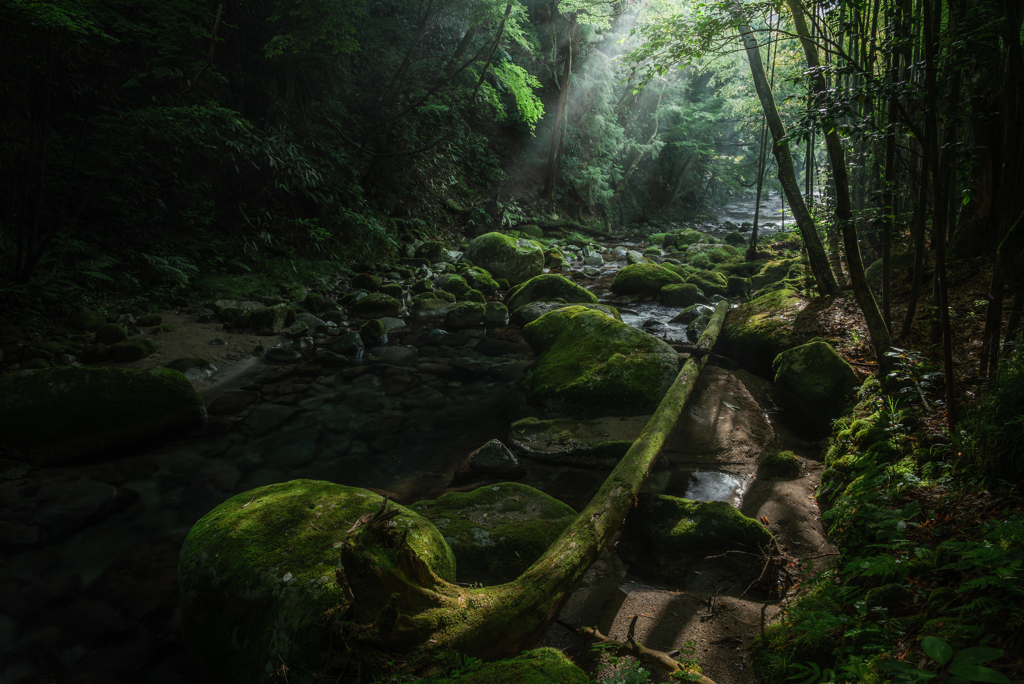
[0,214,845,684]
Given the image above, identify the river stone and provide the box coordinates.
[621,494,771,577]
[0,367,206,466]
[773,340,859,435]
[459,266,500,295]
[445,302,485,328]
[463,232,544,285]
[452,439,526,483]
[483,302,509,327]
[370,345,417,367]
[509,416,643,468]
[178,480,455,684]
[718,288,811,377]
[505,273,599,312]
[415,241,449,263]
[686,270,728,297]
[521,306,679,418]
[751,257,805,290]
[330,331,364,355]
[610,263,684,296]
[295,313,329,335]
[410,482,575,586]
[264,347,302,363]
[69,308,107,332]
[249,304,289,334]
[359,319,388,347]
[206,390,260,416]
[315,351,348,367]
[411,298,453,318]
[659,283,700,307]
[352,293,401,319]
[110,338,157,362]
[164,357,214,374]
[95,323,129,345]
[510,301,621,327]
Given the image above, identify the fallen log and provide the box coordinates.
[329,301,730,678]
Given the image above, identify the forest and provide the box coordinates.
[1,0,1023,682]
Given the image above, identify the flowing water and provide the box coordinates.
[0,209,816,683]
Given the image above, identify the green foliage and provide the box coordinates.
[953,350,1024,482]
[878,637,1012,684]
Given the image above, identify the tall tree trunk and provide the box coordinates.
[543,32,573,207]
[738,23,840,296]
[783,0,893,374]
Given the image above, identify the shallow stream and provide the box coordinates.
[0,200,822,684]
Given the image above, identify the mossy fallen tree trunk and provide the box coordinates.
[328,301,729,677]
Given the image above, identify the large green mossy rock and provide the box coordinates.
[353,293,402,318]
[998,218,1024,292]
[435,648,590,684]
[751,257,806,291]
[623,494,771,575]
[659,283,701,307]
[718,288,810,377]
[178,480,455,684]
[773,340,859,435]
[505,274,598,311]
[685,270,728,297]
[521,306,679,417]
[410,482,575,586]
[463,232,544,285]
[609,263,684,295]
[459,265,500,295]
[510,301,621,327]
[0,366,206,466]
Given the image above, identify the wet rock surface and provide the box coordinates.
[0,210,832,684]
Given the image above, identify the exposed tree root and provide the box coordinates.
[581,615,717,684]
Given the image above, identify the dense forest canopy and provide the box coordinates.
[1,0,1024,680]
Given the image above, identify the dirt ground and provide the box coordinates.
[538,365,838,684]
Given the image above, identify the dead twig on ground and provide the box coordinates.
[581,615,717,684]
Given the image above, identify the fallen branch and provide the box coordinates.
[330,301,732,670]
[582,615,717,684]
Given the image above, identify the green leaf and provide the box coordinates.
[922,636,954,665]
[951,647,1004,668]
[877,659,936,680]
[947,664,1011,684]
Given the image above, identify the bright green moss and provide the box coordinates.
[609,263,685,295]
[434,648,591,684]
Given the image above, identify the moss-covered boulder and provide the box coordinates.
[69,308,107,332]
[435,648,590,683]
[609,263,685,296]
[663,231,704,250]
[416,241,450,263]
[685,270,728,297]
[521,306,679,417]
[359,319,388,347]
[510,301,621,327]
[659,283,700,307]
[178,480,455,683]
[95,323,128,345]
[302,292,325,312]
[773,340,859,435]
[460,266,500,295]
[445,302,486,328]
[439,274,474,301]
[484,302,509,326]
[463,232,544,285]
[509,416,639,467]
[410,483,575,586]
[718,288,810,377]
[759,450,801,479]
[505,274,598,311]
[110,338,157,362]
[351,272,380,291]
[379,282,404,299]
[751,257,806,291]
[725,231,746,246]
[250,304,290,334]
[727,275,752,296]
[0,366,205,466]
[623,494,771,576]
[353,293,401,319]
